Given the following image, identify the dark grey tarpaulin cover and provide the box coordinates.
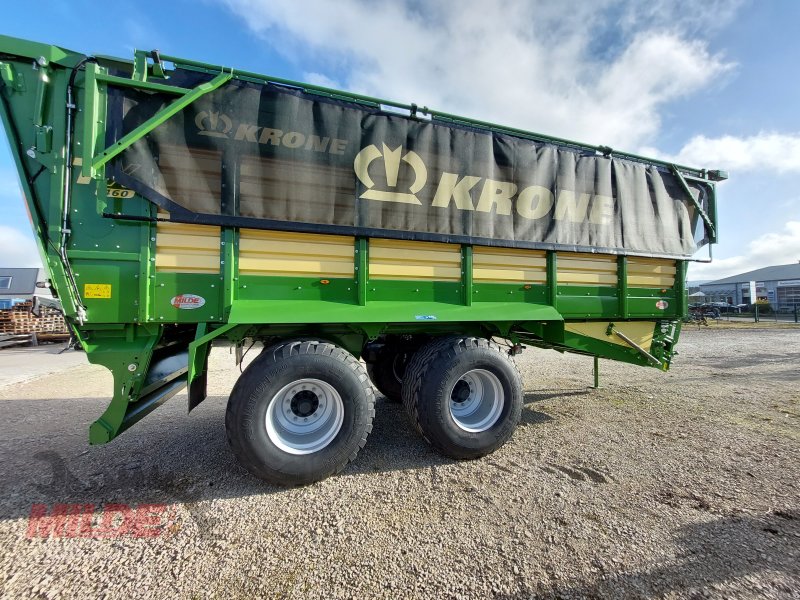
[108,76,712,258]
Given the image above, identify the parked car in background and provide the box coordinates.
[694,302,734,318]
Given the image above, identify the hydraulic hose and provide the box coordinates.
[59,56,96,324]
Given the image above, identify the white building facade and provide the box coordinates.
[699,263,800,309]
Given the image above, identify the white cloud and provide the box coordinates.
[221,0,734,149]
[303,72,341,90]
[616,0,745,36]
[689,221,800,281]
[0,225,42,268]
[644,132,800,173]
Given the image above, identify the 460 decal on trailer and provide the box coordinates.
[0,35,725,486]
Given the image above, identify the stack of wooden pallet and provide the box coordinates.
[0,301,68,335]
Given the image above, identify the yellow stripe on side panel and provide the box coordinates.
[239,229,354,277]
[155,214,221,274]
[370,239,461,281]
[473,247,547,283]
[565,321,655,352]
[557,252,618,286]
[627,257,677,288]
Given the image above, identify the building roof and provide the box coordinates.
[0,267,40,297]
[703,263,800,286]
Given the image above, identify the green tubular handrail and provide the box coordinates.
[89,69,233,173]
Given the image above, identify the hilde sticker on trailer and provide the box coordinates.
[170,294,206,310]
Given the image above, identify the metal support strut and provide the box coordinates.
[606,323,663,368]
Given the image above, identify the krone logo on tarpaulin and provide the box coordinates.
[195,111,233,138]
[353,143,427,205]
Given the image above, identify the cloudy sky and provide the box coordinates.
[3,0,799,280]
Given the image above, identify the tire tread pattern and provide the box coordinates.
[226,339,375,486]
[401,336,521,456]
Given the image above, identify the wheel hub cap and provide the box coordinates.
[449,369,504,433]
[266,379,344,455]
[291,390,319,417]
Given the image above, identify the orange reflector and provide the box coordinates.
[320,279,330,285]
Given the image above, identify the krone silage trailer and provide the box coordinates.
[0,36,725,485]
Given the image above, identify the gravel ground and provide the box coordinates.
[0,326,798,599]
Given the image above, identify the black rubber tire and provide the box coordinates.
[225,339,375,486]
[401,336,522,460]
[366,348,411,403]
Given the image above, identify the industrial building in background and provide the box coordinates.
[700,263,800,311]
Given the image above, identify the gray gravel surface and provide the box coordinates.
[0,326,798,599]
[0,346,87,387]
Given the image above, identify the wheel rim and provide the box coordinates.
[265,378,344,455]
[449,369,504,432]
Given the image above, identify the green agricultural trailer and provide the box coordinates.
[0,35,725,486]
